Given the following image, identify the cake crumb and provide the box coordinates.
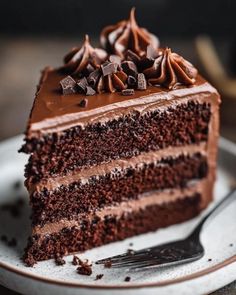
[55,256,66,266]
[77,259,92,276]
[72,255,82,266]
[124,276,131,282]
[104,259,112,268]
[95,274,104,280]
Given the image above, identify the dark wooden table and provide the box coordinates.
[0,36,235,294]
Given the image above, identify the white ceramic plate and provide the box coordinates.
[0,135,235,295]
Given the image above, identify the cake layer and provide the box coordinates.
[24,189,202,265]
[23,100,211,185]
[30,151,207,226]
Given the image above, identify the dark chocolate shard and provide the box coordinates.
[146,44,159,60]
[60,75,77,95]
[78,98,88,108]
[122,88,135,96]
[88,69,101,87]
[137,73,147,90]
[101,62,118,76]
[77,77,88,92]
[121,61,138,77]
[85,86,96,96]
[127,75,137,87]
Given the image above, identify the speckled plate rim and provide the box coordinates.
[0,135,235,290]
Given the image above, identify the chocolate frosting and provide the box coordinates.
[143,48,198,89]
[63,35,107,77]
[100,8,159,58]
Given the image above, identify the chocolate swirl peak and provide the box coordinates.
[63,35,107,77]
[100,8,159,59]
[143,48,198,89]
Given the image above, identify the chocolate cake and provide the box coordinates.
[21,8,220,266]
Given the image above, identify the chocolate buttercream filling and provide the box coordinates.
[31,143,207,193]
[32,179,209,237]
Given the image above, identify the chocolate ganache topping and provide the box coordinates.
[143,48,198,89]
[63,35,107,77]
[100,8,159,59]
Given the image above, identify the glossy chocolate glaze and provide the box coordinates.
[26,67,219,138]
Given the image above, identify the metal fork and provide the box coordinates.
[96,189,236,270]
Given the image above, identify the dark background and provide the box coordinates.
[0,0,235,38]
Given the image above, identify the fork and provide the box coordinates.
[96,189,236,270]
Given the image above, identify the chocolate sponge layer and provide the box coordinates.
[24,193,201,265]
[22,101,211,185]
[30,152,207,226]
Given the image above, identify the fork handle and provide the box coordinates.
[188,189,236,239]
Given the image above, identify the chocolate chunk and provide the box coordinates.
[101,62,118,76]
[126,50,141,63]
[109,55,121,65]
[78,98,88,108]
[88,69,101,87]
[60,76,77,95]
[85,86,96,96]
[104,259,112,268]
[77,77,88,92]
[127,75,136,87]
[146,44,159,60]
[122,89,135,96]
[121,61,138,77]
[124,276,131,282]
[8,238,17,247]
[95,274,104,280]
[137,73,147,90]
[55,256,66,266]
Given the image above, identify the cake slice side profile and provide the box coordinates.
[21,9,220,266]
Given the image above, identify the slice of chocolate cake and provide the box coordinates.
[21,9,220,266]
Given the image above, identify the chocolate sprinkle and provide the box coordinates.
[60,75,77,95]
[101,62,118,76]
[137,73,147,90]
[124,276,131,282]
[85,86,96,96]
[122,89,135,96]
[208,258,212,262]
[78,98,88,108]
